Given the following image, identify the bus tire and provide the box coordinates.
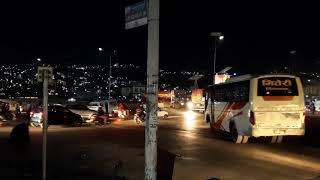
[206,115,210,123]
[230,123,243,144]
[276,136,283,143]
[271,136,277,143]
[242,136,249,144]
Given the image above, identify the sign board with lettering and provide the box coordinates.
[37,66,53,83]
[125,1,148,30]
[215,74,231,84]
[258,77,298,96]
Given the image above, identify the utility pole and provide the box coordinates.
[145,0,159,179]
[109,55,112,100]
[37,66,53,180]
[42,69,48,180]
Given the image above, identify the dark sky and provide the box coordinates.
[0,1,319,73]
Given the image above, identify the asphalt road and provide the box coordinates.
[0,109,320,180]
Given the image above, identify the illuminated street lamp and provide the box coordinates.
[210,32,224,84]
[37,58,41,62]
[98,48,116,100]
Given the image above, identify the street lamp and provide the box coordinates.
[210,32,224,84]
[289,50,297,74]
[37,58,42,62]
[98,48,116,100]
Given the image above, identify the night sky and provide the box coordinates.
[0,1,319,73]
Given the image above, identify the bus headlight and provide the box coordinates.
[187,102,193,109]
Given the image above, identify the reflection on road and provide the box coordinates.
[183,111,197,130]
[251,148,320,172]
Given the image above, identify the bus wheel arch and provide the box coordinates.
[229,121,246,144]
[206,115,211,123]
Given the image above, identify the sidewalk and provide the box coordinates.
[0,136,145,179]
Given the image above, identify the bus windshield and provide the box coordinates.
[257,77,298,96]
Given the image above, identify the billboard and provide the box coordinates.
[125,1,148,30]
[215,74,231,84]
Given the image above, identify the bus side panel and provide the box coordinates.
[205,98,213,123]
[230,103,252,136]
[213,102,229,129]
[212,101,251,134]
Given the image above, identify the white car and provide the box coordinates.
[87,102,101,112]
[157,108,169,119]
[87,100,118,115]
[65,104,97,123]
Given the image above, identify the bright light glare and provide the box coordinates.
[187,102,193,109]
[98,48,103,52]
[37,58,41,62]
[68,98,76,102]
[184,111,196,121]
[219,35,224,40]
[184,111,196,130]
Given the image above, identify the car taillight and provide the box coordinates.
[249,111,255,125]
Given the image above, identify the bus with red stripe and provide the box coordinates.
[205,74,305,143]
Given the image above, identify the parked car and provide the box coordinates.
[158,107,169,119]
[158,108,169,119]
[30,105,83,128]
[87,102,101,112]
[139,104,169,119]
[65,104,97,123]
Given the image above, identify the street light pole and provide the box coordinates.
[213,37,217,84]
[290,50,297,74]
[42,69,48,180]
[108,55,112,100]
[210,32,224,85]
[145,0,159,179]
[37,65,53,180]
[98,48,113,100]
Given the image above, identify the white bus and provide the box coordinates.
[205,74,305,144]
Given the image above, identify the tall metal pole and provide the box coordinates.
[213,37,217,85]
[108,55,112,100]
[145,0,159,179]
[42,69,49,180]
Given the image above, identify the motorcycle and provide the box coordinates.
[30,119,43,128]
[134,111,146,124]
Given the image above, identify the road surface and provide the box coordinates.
[0,108,320,180]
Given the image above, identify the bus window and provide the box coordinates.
[214,81,249,102]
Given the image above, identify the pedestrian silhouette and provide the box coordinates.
[9,122,30,147]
